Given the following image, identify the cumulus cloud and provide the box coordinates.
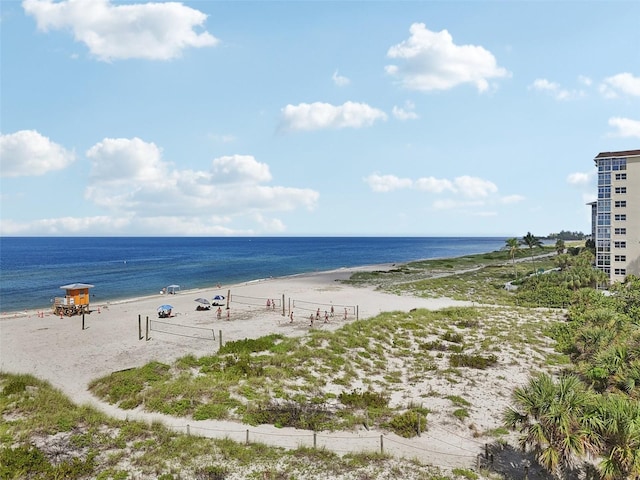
[22,0,218,61]
[392,101,419,120]
[363,173,413,193]
[453,175,498,198]
[84,137,318,221]
[414,176,454,194]
[600,73,640,98]
[279,101,387,132]
[385,22,509,92]
[567,171,594,185]
[0,130,75,177]
[529,78,584,100]
[607,117,640,138]
[332,70,350,87]
[366,173,497,199]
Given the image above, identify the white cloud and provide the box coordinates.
[453,175,498,198]
[500,194,525,204]
[84,137,318,220]
[0,130,75,177]
[363,173,412,193]
[332,70,350,87]
[385,22,509,92]
[392,101,419,120]
[607,117,640,138]
[22,0,218,61]
[279,101,387,132]
[529,78,584,100]
[600,73,640,98]
[567,171,594,185]
[414,176,454,193]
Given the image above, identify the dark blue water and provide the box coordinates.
[0,237,506,312]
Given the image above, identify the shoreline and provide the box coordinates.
[0,262,397,320]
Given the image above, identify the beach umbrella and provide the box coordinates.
[194,298,210,305]
[157,304,173,312]
[213,295,225,301]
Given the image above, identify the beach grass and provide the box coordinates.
[1,372,507,479]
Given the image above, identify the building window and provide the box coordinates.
[615,214,627,221]
[615,200,627,208]
[598,186,611,199]
[615,173,627,180]
[615,187,627,194]
[614,228,627,235]
[612,159,627,170]
[614,269,626,275]
[614,241,627,248]
[614,255,627,262]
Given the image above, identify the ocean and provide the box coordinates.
[0,237,507,313]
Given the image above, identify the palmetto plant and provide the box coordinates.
[503,373,598,479]
[595,394,640,479]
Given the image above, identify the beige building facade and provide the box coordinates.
[593,149,640,284]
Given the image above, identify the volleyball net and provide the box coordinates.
[149,318,216,341]
[290,299,357,319]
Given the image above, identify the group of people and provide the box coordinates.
[287,305,339,327]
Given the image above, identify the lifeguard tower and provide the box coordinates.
[52,283,94,317]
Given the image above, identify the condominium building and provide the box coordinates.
[593,149,640,284]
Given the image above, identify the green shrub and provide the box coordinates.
[385,410,428,438]
[449,353,497,369]
[338,389,389,409]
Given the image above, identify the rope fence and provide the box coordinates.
[171,422,482,470]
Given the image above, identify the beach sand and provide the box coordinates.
[0,264,546,473]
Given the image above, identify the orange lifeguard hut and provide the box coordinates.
[52,283,94,317]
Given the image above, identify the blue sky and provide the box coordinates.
[1,0,639,237]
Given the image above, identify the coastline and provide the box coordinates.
[0,262,397,320]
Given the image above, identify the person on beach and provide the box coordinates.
[316,308,320,322]
[330,305,334,318]
[289,311,294,323]
[344,307,348,320]
[266,299,271,309]
[324,310,329,323]
[309,313,314,327]
[216,307,222,319]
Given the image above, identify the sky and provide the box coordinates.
[1,0,639,237]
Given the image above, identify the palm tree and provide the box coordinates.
[555,238,566,255]
[503,373,599,478]
[521,232,544,274]
[504,237,520,279]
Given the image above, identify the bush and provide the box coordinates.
[339,389,389,409]
[385,410,428,438]
[449,353,497,369]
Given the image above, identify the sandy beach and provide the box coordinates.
[1,264,550,474]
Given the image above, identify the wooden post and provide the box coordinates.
[186,424,190,436]
[417,415,421,437]
[82,313,85,330]
[226,289,231,309]
[281,294,285,316]
[288,297,291,316]
[146,316,150,341]
[138,315,142,340]
[380,435,384,455]
[313,432,317,449]
[245,429,249,445]
[219,330,222,349]
[356,305,359,320]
